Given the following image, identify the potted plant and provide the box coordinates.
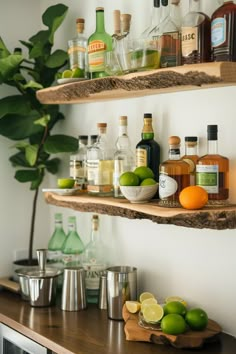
[0,4,78,266]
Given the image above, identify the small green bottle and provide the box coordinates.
[47,213,66,268]
[88,7,112,78]
[62,216,85,267]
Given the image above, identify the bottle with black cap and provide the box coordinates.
[196,125,229,202]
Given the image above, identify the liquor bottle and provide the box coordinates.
[136,113,161,182]
[196,125,229,202]
[181,0,211,64]
[70,135,88,191]
[170,0,181,29]
[159,136,190,207]
[140,0,161,39]
[47,213,67,268]
[90,135,98,146]
[113,116,135,198]
[88,7,113,78]
[82,214,107,304]
[87,123,114,196]
[68,18,88,78]
[181,136,199,186]
[61,216,85,267]
[211,0,236,62]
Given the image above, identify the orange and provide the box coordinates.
[179,186,208,210]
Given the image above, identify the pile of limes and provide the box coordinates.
[119,166,157,187]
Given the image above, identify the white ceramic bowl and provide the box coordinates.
[120,184,158,203]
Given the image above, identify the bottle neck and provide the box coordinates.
[185,142,198,155]
[91,217,100,242]
[169,145,181,160]
[152,0,161,26]
[68,218,77,233]
[141,118,154,140]
[161,0,170,22]
[207,140,218,155]
[96,9,105,32]
[189,0,200,13]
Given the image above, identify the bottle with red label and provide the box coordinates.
[88,7,113,78]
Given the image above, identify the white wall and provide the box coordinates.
[1,0,236,337]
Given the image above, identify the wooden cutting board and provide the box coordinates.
[122,305,222,349]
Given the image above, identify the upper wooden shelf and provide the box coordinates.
[36,62,236,105]
[44,192,236,230]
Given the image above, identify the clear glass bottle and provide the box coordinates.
[88,7,113,78]
[181,0,211,64]
[113,116,135,198]
[159,136,190,207]
[170,0,182,29]
[211,0,236,62]
[82,214,107,304]
[181,136,199,186]
[47,213,67,268]
[140,0,161,38]
[70,135,88,191]
[136,113,161,182]
[61,216,85,267]
[196,125,229,202]
[87,123,114,196]
[68,18,88,78]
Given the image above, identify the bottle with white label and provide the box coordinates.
[159,136,190,207]
[196,125,229,202]
[70,135,88,191]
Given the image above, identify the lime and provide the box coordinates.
[125,301,141,314]
[163,301,187,317]
[57,178,75,189]
[119,171,140,186]
[165,296,187,307]
[141,297,158,312]
[140,178,157,186]
[185,308,208,331]
[72,67,84,78]
[143,304,164,324]
[134,166,154,181]
[62,69,73,78]
[139,291,155,303]
[161,314,187,335]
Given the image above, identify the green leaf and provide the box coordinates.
[0,37,11,58]
[44,135,78,154]
[23,80,43,90]
[0,95,31,119]
[29,30,50,59]
[46,50,68,68]
[42,4,68,44]
[0,54,23,82]
[34,114,50,127]
[10,151,29,168]
[25,144,39,166]
[12,141,28,150]
[45,157,60,174]
[15,169,39,183]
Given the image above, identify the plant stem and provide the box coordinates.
[28,187,39,264]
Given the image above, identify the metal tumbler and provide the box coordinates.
[106,266,137,320]
[61,267,86,311]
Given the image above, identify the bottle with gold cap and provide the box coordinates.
[159,136,190,207]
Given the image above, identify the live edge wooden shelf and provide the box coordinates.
[44,192,236,230]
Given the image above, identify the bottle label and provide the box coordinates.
[87,159,114,193]
[211,18,226,47]
[83,263,105,290]
[62,253,81,267]
[136,148,147,166]
[159,174,178,199]
[88,40,106,72]
[196,164,219,193]
[47,250,62,262]
[159,31,181,67]
[181,27,198,56]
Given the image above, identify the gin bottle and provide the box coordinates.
[70,135,88,191]
[47,213,66,267]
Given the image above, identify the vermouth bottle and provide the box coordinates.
[196,125,229,202]
[159,136,190,207]
[181,136,199,186]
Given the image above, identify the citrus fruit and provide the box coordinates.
[119,171,140,186]
[133,166,154,181]
[57,178,75,189]
[139,292,155,303]
[179,185,208,210]
[62,69,73,78]
[143,303,164,323]
[141,297,158,311]
[161,313,187,335]
[72,67,84,78]
[185,308,208,331]
[163,301,187,317]
[165,296,187,307]
[125,301,141,314]
[140,178,157,186]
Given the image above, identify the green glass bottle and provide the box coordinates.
[47,213,66,268]
[88,7,112,78]
[62,216,85,267]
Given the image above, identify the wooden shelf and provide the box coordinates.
[44,192,236,230]
[36,62,236,105]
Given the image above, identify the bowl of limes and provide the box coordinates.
[119,167,158,203]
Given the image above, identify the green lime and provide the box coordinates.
[140,178,157,186]
[133,166,154,181]
[57,178,75,189]
[62,69,72,79]
[119,172,140,186]
[163,301,187,317]
[161,314,187,335]
[185,308,208,331]
[72,67,84,78]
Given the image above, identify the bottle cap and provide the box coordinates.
[185,136,198,142]
[207,125,218,140]
[96,7,104,11]
[168,136,180,146]
[154,0,160,7]
[97,123,107,128]
[76,18,85,24]
[162,0,168,7]
[143,113,152,118]
[119,116,128,125]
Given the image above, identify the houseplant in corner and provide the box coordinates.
[0,4,78,267]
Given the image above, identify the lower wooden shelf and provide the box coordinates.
[44,192,236,230]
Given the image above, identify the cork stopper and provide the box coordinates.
[76,18,85,33]
[113,10,121,35]
[168,136,181,146]
[119,116,128,126]
[121,14,131,33]
[171,0,180,4]
[96,7,104,11]
[185,136,198,148]
[97,122,107,128]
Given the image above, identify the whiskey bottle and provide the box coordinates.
[47,213,66,268]
[136,113,161,182]
[211,0,236,62]
[88,7,113,78]
[70,135,88,191]
[196,125,229,202]
[181,0,211,64]
[159,136,190,207]
[181,136,199,186]
[68,18,87,78]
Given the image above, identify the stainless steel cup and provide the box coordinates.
[98,274,107,310]
[61,267,86,311]
[106,266,137,320]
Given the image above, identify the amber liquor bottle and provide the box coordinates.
[211,0,236,62]
[196,125,229,202]
[181,136,199,186]
[159,136,190,207]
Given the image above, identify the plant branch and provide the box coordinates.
[28,187,39,264]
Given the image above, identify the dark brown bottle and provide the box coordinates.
[211,0,236,62]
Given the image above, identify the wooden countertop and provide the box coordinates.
[0,290,235,354]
